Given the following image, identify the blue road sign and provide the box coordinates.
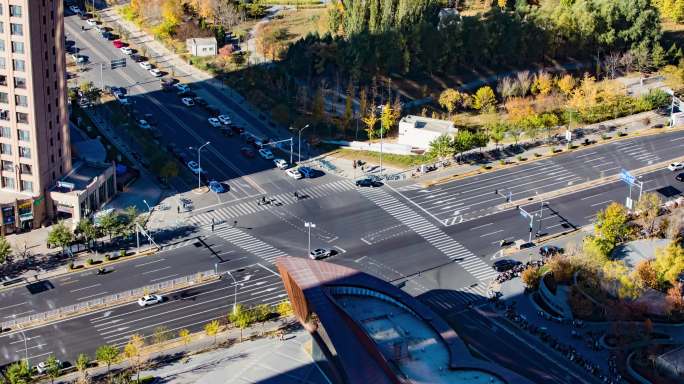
[619,169,636,185]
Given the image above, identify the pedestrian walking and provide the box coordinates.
[177,205,180,214]
[211,218,215,232]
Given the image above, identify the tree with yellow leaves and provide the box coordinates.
[362,110,379,142]
[556,74,577,96]
[438,88,463,117]
[532,72,553,96]
[123,334,146,384]
[504,97,534,122]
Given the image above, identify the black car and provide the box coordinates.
[130,54,144,63]
[493,259,521,272]
[231,125,245,134]
[539,245,563,257]
[205,105,221,117]
[101,31,113,40]
[193,97,208,107]
[677,173,684,182]
[355,178,383,188]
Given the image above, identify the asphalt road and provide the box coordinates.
[0,264,285,367]
[394,131,684,226]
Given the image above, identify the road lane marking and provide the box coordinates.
[671,136,684,141]
[134,258,165,267]
[592,161,614,168]
[9,335,40,344]
[76,291,110,301]
[583,157,604,163]
[580,193,604,200]
[142,266,172,275]
[575,151,597,158]
[0,302,27,311]
[333,246,347,253]
[69,283,101,293]
[479,230,504,237]
[590,200,613,207]
[470,222,493,230]
[149,274,179,283]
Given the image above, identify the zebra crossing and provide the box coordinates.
[212,226,288,264]
[359,188,498,282]
[159,238,200,252]
[421,284,490,311]
[190,179,356,226]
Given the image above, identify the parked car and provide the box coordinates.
[101,31,113,40]
[187,160,202,174]
[493,259,521,272]
[258,148,274,160]
[218,114,232,125]
[70,53,87,63]
[193,97,208,107]
[355,178,383,188]
[299,167,315,178]
[94,25,104,33]
[309,248,332,260]
[174,83,189,93]
[36,359,62,374]
[69,5,81,14]
[273,158,288,169]
[120,47,133,55]
[205,105,221,117]
[112,39,124,48]
[208,117,221,128]
[209,180,225,193]
[160,78,174,91]
[149,68,162,77]
[130,54,143,63]
[86,19,97,26]
[137,294,164,307]
[539,245,563,257]
[240,147,255,158]
[181,97,195,107]
[139,61,152,70]
[677,173,684,182]
[113,92,128,105]
[668,162,684,171]
[231,125,245,134]
[286,168,303,180]
[138,119,151,129]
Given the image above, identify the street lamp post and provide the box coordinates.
[304,222,316,256]
[226,270,240,314]
[190,141,210,190]
[297,124,310,164]
[142,199,152,214]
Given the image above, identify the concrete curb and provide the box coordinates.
[420,125,684,188]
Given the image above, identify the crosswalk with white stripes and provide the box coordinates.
[189,179,356,226]
[212,226,288,264]
[421,284,490,311]
[359,188,498,282]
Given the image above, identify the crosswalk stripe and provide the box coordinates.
[359,188,496,284]
[212,227,288,264]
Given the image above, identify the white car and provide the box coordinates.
[120,47,133,55]
[86,19,97,26]
[70,53,86,63]
[181,97,195,107]
[36,359,61,374]
[174,83,189,93]
[139,61,152,70]
[149,68,162,77]
[286,168,303,179]
[273,158,288,169]
[137,294,164,307]
[208,117,221,128]
[138,119,151,129]
[259,148,274,160]
[218,114,232,125]
[69,5,81,13]
[113,92,128,105]
[668,162,684,171]
[309,248,332,260]
[187,160,202,174]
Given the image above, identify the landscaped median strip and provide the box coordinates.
[0,269,219,332]
[420,125,684,188]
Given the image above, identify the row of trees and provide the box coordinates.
[286,0,662,81]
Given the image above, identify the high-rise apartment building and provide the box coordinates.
[0,0,70,233]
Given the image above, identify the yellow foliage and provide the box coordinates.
[504,97,534,122]
[556,74,576,96]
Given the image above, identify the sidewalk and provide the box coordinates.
[47,318,328,384]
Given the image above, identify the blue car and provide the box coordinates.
[299,167,315,178]
[209,180,225,193]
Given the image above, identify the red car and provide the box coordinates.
[240,147,255,158]
[112,39,124,48]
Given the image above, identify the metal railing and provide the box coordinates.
[1,269,217,330]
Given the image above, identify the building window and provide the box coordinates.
[0,76,6,86]
[10,23,22,36]
[15,112,27,123]
[0,127,9,138]
[0,110,8,121]
[0,143,11,155]
[2,176,15,190]
[12,59,24,72]
[18,146,29,158]
[9,5,21,18]
[11,41,23,54]
[0,93,7,104]
[0,22,4,34]
[20,179,31,193]
[19,163,30,175]
[14,95,26,107]
[17,129,28,141]
[13,77,25,89]
[1,160,12,171]
[0,58,5,70]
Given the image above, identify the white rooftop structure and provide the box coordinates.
[398,115,457,150]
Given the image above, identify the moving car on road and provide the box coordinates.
[274,158,289,169]
[355,178,383,188]
[181,97,195,107]
[668,162,684,171]
[209,180,226,193]
[208,117,221,128]
[309,248,332,260]
[137,294,164,307]
[187,160,202,174]
[286,168,303,179]
[493,259,522,272]
[258,148,274,160]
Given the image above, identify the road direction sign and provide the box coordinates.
[619,169,635,185]
[110,58,126,69]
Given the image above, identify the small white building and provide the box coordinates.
[397,115,457,150]
[186,37,217,57]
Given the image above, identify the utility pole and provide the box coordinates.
[305,222,316,255]
[297,124,310,164]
